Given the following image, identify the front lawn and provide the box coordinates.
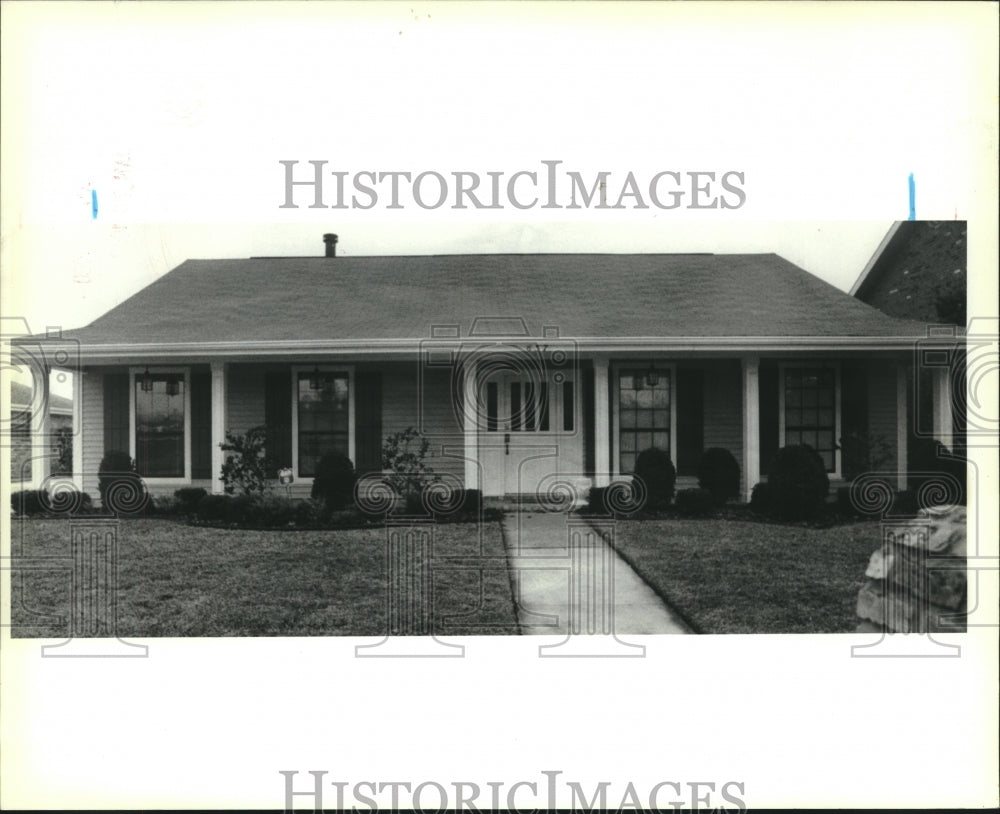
[607,518,880,633]
[9,517,517,637]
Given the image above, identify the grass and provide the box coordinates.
[9,517,517,637]
[606,517,882,633]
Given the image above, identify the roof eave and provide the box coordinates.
[64,334,961,363]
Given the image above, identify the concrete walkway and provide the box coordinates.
[501,512,691,635]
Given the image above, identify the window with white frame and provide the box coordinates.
[618,368,671,474]
[781,366,838,473]
[295,370,350,477]
[133,370,188,478]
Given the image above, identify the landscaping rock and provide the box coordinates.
[855,505,966,633]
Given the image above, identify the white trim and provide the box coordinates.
[290,364,355,483]
[128,366,192,485]
[210,362,227,495]
[742,356,761,502]
[592,356,610,487]
[777,361,842,479]
[462,358,479,491]
[609,361,678,478]
[30,365,51,489]
[62,333,961,362]
[932,366,954,450]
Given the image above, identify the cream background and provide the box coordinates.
[2,1,997,809]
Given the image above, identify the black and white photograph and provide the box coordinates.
[2,2,997,810]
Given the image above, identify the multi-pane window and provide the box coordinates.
[135,374,185,477]
[783,368,837,472]
[618,370,670,474]
[297,372,349,477]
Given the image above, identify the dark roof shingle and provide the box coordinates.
[61,253,932,346]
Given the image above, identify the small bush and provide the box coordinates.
[749,482,772,514]
[294,499,324,527]
[175,487,208,513]
[767,445,830,520]
[310,452,357,512]
[11,489,49,516]
[835,485,857,517]
[634,448,676,511]
[675,487,715,517]
[98,450,148,515]
[382,427,438,504]
[220,426,270,496]
[697,448,741,505]
[151,495,180,515]
[839,431,892,481]
[583,483,643,517]
[196,493,232,522]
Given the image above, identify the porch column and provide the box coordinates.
[210,362,227,494]
[462,357,479,491]
[593,355,610,486]
[896,365,908,490]
[741,355,760,502]
[72,371,84,490]
[30,364,51,489]
[932,366,954,450]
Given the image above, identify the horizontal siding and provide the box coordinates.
[867,359,900,471]
[381,362,464,482]
[699,360,744,489]
[81,371,104,498]
[226,364,266,435]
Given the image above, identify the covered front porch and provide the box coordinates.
[29,340,958,506]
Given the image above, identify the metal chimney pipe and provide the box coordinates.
[323,233,338,258]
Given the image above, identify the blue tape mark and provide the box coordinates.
[907,173,915,220]
[91,189,98,220]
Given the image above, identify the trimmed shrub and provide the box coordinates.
[98,450,148,515]
[151,495,180,515]
[697,448,741,505]
[675,487,715,517]
[767,445,830,520]
[11,489,49,516]
[583,483,642,517]
[749,482,772,513]
[175,487,208,513]
[294,499,324,527]
[310,452,357,512]
[196,493,231,522]
[835,485,857,517]
[634,447,676,511]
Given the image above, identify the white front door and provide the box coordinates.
[478,369,583,497]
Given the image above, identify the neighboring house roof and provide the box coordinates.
[44,253,935,356]
[849,221,967,323]
[9,380,73,415]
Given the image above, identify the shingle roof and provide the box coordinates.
[9,381,73,414]
[58,253,932,347]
